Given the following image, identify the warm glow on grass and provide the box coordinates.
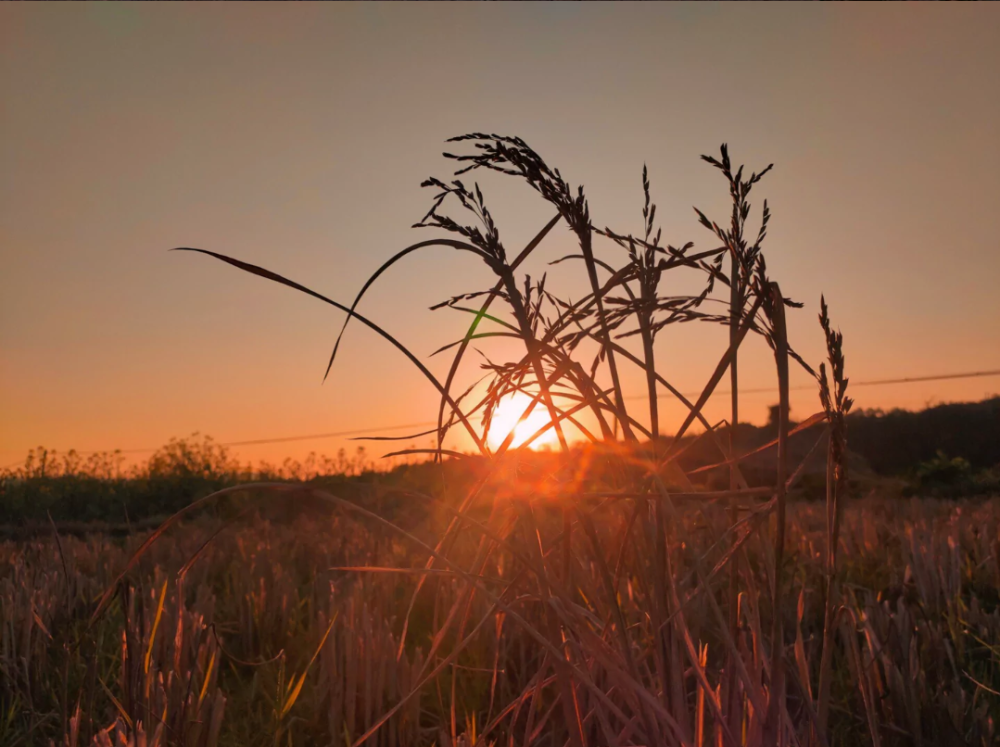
[486,392,559,451]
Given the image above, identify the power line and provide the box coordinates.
[1,422,438,467]
[220,422,436,448]
[3,367,998,468]
[830,369,1000,388]
[633,368,1000,401]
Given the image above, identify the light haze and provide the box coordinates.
[2,3,998,466]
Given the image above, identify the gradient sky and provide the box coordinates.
[2,3,999,468]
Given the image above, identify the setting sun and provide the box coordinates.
[485,392,560,451]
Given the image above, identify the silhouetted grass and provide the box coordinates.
[5,135,999,746]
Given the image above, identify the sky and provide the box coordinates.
[2,3,999,469]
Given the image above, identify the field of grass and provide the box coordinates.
[3,493,999,746]
[5,134,999,746]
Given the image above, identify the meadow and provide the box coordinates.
[4,492,999,746]
[3,134,999,746]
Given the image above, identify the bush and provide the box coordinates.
[916,450,972,486]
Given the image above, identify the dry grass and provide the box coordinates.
[4,134,999,745]
[3,499,999,746]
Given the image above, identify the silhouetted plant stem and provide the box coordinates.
[498,269,569,453]
[435,214,561,457]
[495,266,572,584]
[765,281,790,744]
[816,296,853,743]
[579,228,634,442]
[816,441,839,744]
[640,322,659,443]
[659,292,766,467]
[726,250,743,734]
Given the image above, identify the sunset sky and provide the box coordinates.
[2,3,998,468]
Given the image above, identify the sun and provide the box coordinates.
[486,392,560,451]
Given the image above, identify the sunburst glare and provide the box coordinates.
[486,392,560,451]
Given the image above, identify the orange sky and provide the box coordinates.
[2,3,999,468]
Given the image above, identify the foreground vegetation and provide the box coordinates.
[6,133,999,746]
[3,495,999,746]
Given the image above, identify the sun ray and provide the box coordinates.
[486,393,559,451]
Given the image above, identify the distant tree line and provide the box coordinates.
[0,435,406,526]
[2,397,998,527]
[845,395,999,473]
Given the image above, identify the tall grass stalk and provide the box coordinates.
[816,296,853,741]
[764,282,790,744]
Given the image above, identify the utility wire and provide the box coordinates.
[221,422,436,448]
[629,367,1000,401]
[4,368,998,467]
[1,422,439,466]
